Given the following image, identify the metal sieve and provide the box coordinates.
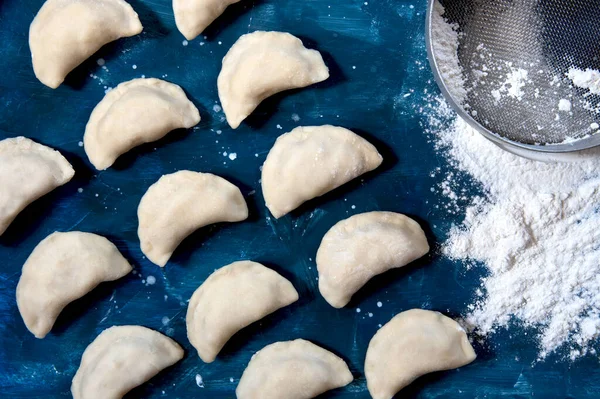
[425,0,600,157]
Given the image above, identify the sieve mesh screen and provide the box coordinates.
[438,0,600,145]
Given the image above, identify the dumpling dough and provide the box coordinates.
[174,0,241,40]
[29,0,143,88]
[237,339,353,399]
[0,137,74,236]
[84,78,201,170]
[365,309,476,399]
[138,171,248,266]
[16,231,132,338]
[262,125,382,218]
[71,325,184,399]
[187,261,298,363]
[317,212,429,308]
[218,31,329,129]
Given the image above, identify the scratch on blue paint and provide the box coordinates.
[301,208,327,237]
[65,211,91,231]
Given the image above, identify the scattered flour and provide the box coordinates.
[431,1,600,360]
[567,68,600,95]
[492,67,530,102]
[558,99,572,112]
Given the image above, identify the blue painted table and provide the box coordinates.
[1,0,599,397]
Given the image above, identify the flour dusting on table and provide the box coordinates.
[430,1,600,360]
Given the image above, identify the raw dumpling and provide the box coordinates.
[317,212,429,308]
[16,231,132,338]
[138,171,248,266]
[365,309,476,399]
[218,31,329,129]
[0,137,74,236]
[29,0,143,88]
[84,78,201,170]
[237,339,353,399]
[174,0,241,40]
[71,325,184,399]
[187,261,298,363]
[262,125,382,218]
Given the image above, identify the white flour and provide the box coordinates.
[431,1,600,360]
[567,68,600,95]
[430,0,467,105]
[492,67,530,102]
[558,99,572,112]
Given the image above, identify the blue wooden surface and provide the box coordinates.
[1,0,599,398]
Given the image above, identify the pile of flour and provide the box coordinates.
[491,67,530,102]
[568,68,600,96]
[431,2,600,359]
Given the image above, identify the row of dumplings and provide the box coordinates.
[32,0,296,89]
[32,1,330,135]
[1,123,382,257]
[70,309,476,399]
[17,208,430,339]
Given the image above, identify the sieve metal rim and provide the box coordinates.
[424,0,600,154]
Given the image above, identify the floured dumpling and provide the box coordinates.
[0,137,74,236]
[365,309,476,399]
[317,212,429,308]
[71,325,184,399]
[84,78,200,170]
[174,0,241,40]
[30,0,143,88]
[218,31,329,128]
[261,126,382,218]
[138,171,248,266]
[16,231,132,338]
[187,261,298,362]
[237,339,353,399]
